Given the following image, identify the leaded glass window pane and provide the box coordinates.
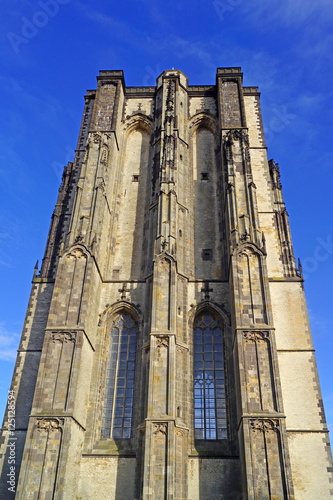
[193,312,227,440]
[101,313,137,439]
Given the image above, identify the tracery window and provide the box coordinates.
[101,313,137,439]
[193,312,227,440]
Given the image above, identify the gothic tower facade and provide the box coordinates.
[1,67,332,499]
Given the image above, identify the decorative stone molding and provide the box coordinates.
[88,131,111,146]
[96,180,105,192]
[51,331,76,344]
[125,114,153,135]
[36,417,64,432]
[240,231,250,243]
[243,331,269,343]
[250,418,279,432]
[93,132,102,144]
[223,133,233,162]
[189,113,218,135]
[223,128,248,144]
[161,79,176,174]
[189,301,231,329]
[142,344,150,354]
[156,336,169,349]
[269,159,282,190]
[100,148,108,165]
[118,283,131,301]
[237,243,265,259]
[201,282,213,301]
[153,423,167,435]
[66,247,87,260]
[223,129,250,165]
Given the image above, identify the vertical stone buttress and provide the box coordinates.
[142,71,189,500]
[13,71,126,499]
[0,87,93,498]
[217,68,295,498]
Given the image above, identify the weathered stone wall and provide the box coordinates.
[113,127,150,280]
[244,89,333,499]
[78,456,136,499]
[192,126,222,280]
[188,458,242,499]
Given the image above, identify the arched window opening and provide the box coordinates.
[101,313,137,439]
[193,312,227,440]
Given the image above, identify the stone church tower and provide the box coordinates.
[1,67,332,499]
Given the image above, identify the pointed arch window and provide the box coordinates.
[193,312,227,440]
[101,313,137,439]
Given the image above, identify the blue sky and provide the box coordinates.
[1,0,332,438]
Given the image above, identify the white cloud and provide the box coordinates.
[308,310,331,338]
[239,0,333,28]
[158,35,215,67]
[74,2,147,48]
[0,323,20,361]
